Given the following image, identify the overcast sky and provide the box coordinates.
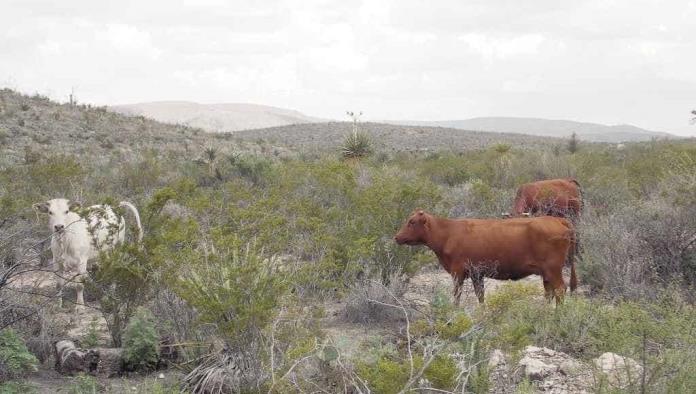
[2,0,695,136]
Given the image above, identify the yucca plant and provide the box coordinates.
[341,131,373,159]
[342,110,372,159]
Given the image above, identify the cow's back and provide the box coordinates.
[515,178,581,217]
[86,205,126,255]
[445,217,572,279]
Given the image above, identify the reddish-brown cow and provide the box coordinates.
[394,210,577,305]
[512,178,583,220]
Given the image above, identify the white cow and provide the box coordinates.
[32,198,143,312]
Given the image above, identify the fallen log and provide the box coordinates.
[55,340,88,375]
[89,347,124,377]
[54,340,125,377]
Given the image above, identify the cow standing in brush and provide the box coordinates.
[510,178,583,221]
[33,198,143,312]
[394,210,577,305]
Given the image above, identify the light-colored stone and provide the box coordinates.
[519,355,558,381]
[593,352,643,388]
[559,359,584,376]
[489,349,506,368]
[495,346,595,393]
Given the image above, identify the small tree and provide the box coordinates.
[87,242,154,347]
[567,132,579,154]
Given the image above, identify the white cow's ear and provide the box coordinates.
[33,202,49,213]
[69,201,82,211]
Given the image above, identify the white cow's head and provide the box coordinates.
[33,198,82,233]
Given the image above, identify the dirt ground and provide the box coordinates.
[9,263,567,391]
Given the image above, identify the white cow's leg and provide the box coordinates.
[74,257,88,313]
[56,270,64,309]
[52,243,65,308]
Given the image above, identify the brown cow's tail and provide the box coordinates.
[569,248,578,292]
[568,178,584,216]
[567,223,579,292]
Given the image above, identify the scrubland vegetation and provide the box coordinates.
[0,90,695,392]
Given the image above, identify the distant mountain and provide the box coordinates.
[110,101,324,132]
[383,117,676,143]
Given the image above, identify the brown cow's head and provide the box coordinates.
[394,209,429,246]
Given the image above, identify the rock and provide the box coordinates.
[507,346,594,394]
[559,359,584,376]
[593,352,643,388]
[489,349,506,368]
[519,355,557,381]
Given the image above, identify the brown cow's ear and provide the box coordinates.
[33,202,49,214]
[69,201,82,211]
[417,210,424,215]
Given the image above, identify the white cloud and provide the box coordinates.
[458,33,546,59]
[0,0,695,135]
[98,24,161,58]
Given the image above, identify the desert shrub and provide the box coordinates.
[419,153,470,186]
[342,279,409,324]
[0,381,37,393]
[66,373,100,394]
[26,155,85,196]
[480,284,696,392]
[175,237,287,348]
[357,356,411,394]
[0,329,38,382]
[229,154,274,186]
[118,154,165,194]
[371,237,421,286]
[580,168,696,296]
[81,318,99,348]
[122,307,159,371]
[423,354,458,390]
[409,289,475,350]
[358,353,460,393]
[88,242,154,347]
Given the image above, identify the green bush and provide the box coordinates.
[357,356,410,394]
[0,329,38,382]
[175,237,287,347]
[81,318,100,348]
[423,354,458,390]
[122,308,160,371]
[480,285,696,392]
[66,374,100,394]
[88,242,154,347]
[0,381,37,394]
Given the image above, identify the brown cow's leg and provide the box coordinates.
[452,275,465,306]
[548,269,567,305]
[542,279,553,302]
[471,274,485,304]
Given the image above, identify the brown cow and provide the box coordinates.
[512,178,583,220]
[394,210,577,305]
